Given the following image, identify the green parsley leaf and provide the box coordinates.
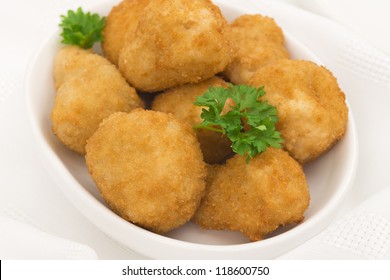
[59,7,106,49]
[193,85,283,162]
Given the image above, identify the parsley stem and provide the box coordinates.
[193,124,224,133]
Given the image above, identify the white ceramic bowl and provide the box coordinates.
[25,0,358,259]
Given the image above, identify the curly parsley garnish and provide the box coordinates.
[59,7,106,49]
[193,85,283,162]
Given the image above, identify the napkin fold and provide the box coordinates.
[294,0,390,55]
[0,207,98,259]
[278,186,390,259]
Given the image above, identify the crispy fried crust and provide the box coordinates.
[54,46,111,89]
[102,0,150,65]
[85,110,207,233]
[249,59,348,163]
[52,47,144,154]
[118,0,234,92]
[152,77,233,163]
[194,148,310,241]
[223,14,289,85]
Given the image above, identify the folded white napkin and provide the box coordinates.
[0,207,97,259]
[278,186,390,259]
[294,0,390,56]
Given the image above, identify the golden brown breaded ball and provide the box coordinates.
[194,148,310,241]
[223,14,289,85]
[102,0,150,65]
[248,59,348,163]
[85,110,207,233]
[51,63,144,154]
[54,45,111,89]
[118,0,234,92]
[152,76,233,164]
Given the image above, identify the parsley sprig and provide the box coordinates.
[59,7,106,49]
[194,85,283,162]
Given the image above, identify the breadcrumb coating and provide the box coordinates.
[118,0,234,92]
[85,110,207,233]
[152,76,233,164]
[102,0,150,65]
[54,46,111,89]
[52,46,144,154]
[249,59,348,163]
[194,148,310,241]
[223,14,289,85]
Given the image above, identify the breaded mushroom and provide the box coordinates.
[223,14,289,85]
[248,59,348,163]
[85,110,207,233]
[54,45,111,89]
[102,0,150,65]
[118,0,234,92]
[51,48,144,154]
[194,148,310,241]
[152,76,233,164]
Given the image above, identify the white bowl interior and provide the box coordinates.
[25,0,358,259]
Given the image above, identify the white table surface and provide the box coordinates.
[1,0,389,259]
[284,0,390,56]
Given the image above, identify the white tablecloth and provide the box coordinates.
[1,0,389,259]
